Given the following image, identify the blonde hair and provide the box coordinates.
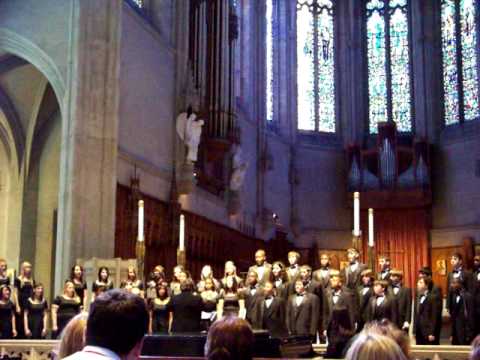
[58,313,88,358]
[345,333,408,360]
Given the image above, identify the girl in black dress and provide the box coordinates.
[217,276,245,319]
[52,280,81,338]
[121,266,144,297]
[70,265,88,308]
[14,261,35,338]
[0,285,17,339]
[149,283,171,334]
[91,267,114,301]
[24,283,48,339]
[271,261,289,301]
[200,277,219,330]
[0,259,10,287]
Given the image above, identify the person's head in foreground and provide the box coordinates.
[363,320,410,359]
[205,316,254,360]
[58,313,88,358]
[470,335,480,360]
[345,332,408,360]
[65,289,148,360]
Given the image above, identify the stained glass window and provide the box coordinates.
[296,0,336,132]
[131,0,144,8]
[266,0,274,122]
[366,0,412,134]
[441,0,479,126]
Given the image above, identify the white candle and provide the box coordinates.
[179,214,185,251]
[138,200,144,242]
[368,208,374,247]
[353,192,360,236]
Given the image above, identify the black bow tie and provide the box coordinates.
[363,285,371,289]
[297,293,305,297]
[265,296,273,300]
[250,286,257,290]
[392,285,400,289]
[290,265,297,269]
[376,295,385,299]
[332,291,341,296]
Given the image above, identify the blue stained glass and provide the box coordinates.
[389,7,411,132]
[367,8,388,133]
[317,5,336,132]
[297,3,316,131]
[460,0,480,121]
[296,0,336,132]
[441,0,460,125]
[366,0,412,133]
[266,0,274,122]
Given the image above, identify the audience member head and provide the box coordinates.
[451,252,463,268]
[71,265,84,282]
[246,270,258,287]
[97,267,110,282]
[320,253,331,268]
[0,285,11,301]
[390,269,403,286]
[255,249,266,266]
[205,316,254,360]
[58,313,88,358]
[201,265,214,280]
[378,256,391,271]
[31,283,45,301]
[224,261,237,277]
[347,248,360,263]
[287,251,300,266]
[417,277,432,294]
[373,280,388,296]
[345,332,408,360]
[470,335,480,360]
[156,283,169,300]
[300,265,312,282]
[363,320,410,359]
[361,269,374,286]
[329,269,342,290]
[180,278,195,293]
[86,290,148,358]
[20,261,33,278]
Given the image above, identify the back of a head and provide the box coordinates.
[86,289,148,356]
[205,316,254,360]
[363,320,410,358]
[58,313,88,358]
[471,335,480,360]
[345,333,408,360]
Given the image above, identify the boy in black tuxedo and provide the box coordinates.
[313,253,332,289]
[365,280,398,325]
[286,279,320,338]
[447,253,472,312]
[448,278,475,345]
[253,281,288,338]
[356,268,374,331]
[418,267,442,344]
[389,269,411,332]
[341,248,367,291]
[414,277,439,345]
[378,255,392,283]
[243,270,263,328]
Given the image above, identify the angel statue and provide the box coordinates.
[230,145,248,191]
[176,106,205,163]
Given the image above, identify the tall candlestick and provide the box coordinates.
[138,200,144,242]
[353,192,360,236]
[368,208,374,247]
[179,214,185,251]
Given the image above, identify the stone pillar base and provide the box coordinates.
[177,162,194,195]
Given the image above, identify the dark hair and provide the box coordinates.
[156,283,169,300]
[0,285,11,299]
[205,316,254,360]
[330,307,355,338]
[418,266,432,277]
[86,290,148,355]
[271,261,288,283]
[70,265,84,281]
[373,280,388,289]
[98,267,110,281]
[418,276,433,290]
[31,283,44,301]
[452,253,463,261]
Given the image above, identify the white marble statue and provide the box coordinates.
[176,110,204,163]
[230,145,248,191]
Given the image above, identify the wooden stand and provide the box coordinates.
[177,248,186,268]
[136,240,146,281]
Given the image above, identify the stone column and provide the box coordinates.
[55,0,122,292]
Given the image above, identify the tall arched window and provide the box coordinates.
[366,0,412,134]
[296,0,336,132]
[441,0,479,126]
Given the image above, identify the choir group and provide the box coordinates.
[1,249,480,350]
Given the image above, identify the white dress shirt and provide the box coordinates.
[63,346,121,360]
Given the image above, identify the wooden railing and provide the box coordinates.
[0,340,472,360]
